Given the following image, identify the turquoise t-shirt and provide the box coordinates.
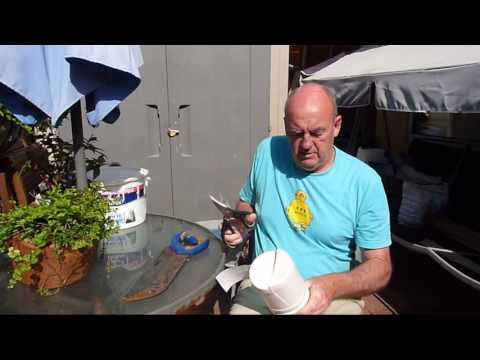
[239,136,391,280]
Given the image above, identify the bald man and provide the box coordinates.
[224,83,392,315]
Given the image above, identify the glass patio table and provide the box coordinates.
[0,214,225,314]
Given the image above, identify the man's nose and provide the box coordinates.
[300,133,313,149]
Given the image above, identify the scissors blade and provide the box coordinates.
[209,194,234,218]
[122,247,187,302]
[209,194,251,219]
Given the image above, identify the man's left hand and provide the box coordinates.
[297,277,333,315]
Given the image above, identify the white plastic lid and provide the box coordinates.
[88,166,149,186]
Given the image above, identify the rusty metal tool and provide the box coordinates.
[122,231,209,302]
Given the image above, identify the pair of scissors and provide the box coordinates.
[209,194,255,239]
[122,231,209,302]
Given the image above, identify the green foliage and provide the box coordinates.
[6,246,41,288]
[0,103,34,134]
[37,287,59,296]
[0,182,118,288]
[34,120,107,189]
[0,104,107,193]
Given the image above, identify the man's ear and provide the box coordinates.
[333,115,342,138]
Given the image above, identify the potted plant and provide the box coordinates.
[0,182,118,294]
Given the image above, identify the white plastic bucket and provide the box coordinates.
[89,166,150,230]
[249,249,310,315]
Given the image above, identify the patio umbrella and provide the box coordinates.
[0,45,143,189]
[301,45,480,113]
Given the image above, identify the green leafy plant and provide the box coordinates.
[33,120,107,189]
[0,103,35,155]
[0,102,34,134]
[6,246,41,289]
[0,182,118,290]
[1,104,107,194]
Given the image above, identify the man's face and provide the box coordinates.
[285,99,342,173]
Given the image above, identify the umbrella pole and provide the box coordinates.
[70,101,88,190]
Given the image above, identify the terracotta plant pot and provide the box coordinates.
[9,236,97,289]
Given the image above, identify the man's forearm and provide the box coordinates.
[312,255,391,300]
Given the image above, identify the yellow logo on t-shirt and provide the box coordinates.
[287,190,312,231]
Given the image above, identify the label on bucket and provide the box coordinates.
[108,197,147,230]
[110,209,137,226]
[92,167,149,230]
[103,184,145,206]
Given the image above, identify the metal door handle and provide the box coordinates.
[167,128,180,138]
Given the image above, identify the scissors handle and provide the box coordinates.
[221,217,234,239]
[220,214,255,241]
[228,211,255,230]
[239,214,255,229]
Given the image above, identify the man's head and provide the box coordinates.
[284,83,342,173]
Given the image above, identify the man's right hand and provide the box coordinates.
[223,213,256,248]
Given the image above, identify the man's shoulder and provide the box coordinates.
[252,136,292,174]
[256,136,289,153]
[336,147,381,181]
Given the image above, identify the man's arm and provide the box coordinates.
[298,247,392,314]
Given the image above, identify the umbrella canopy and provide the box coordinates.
[301,45,480,113]
[0,45,143,188]
[0,45,143,126]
